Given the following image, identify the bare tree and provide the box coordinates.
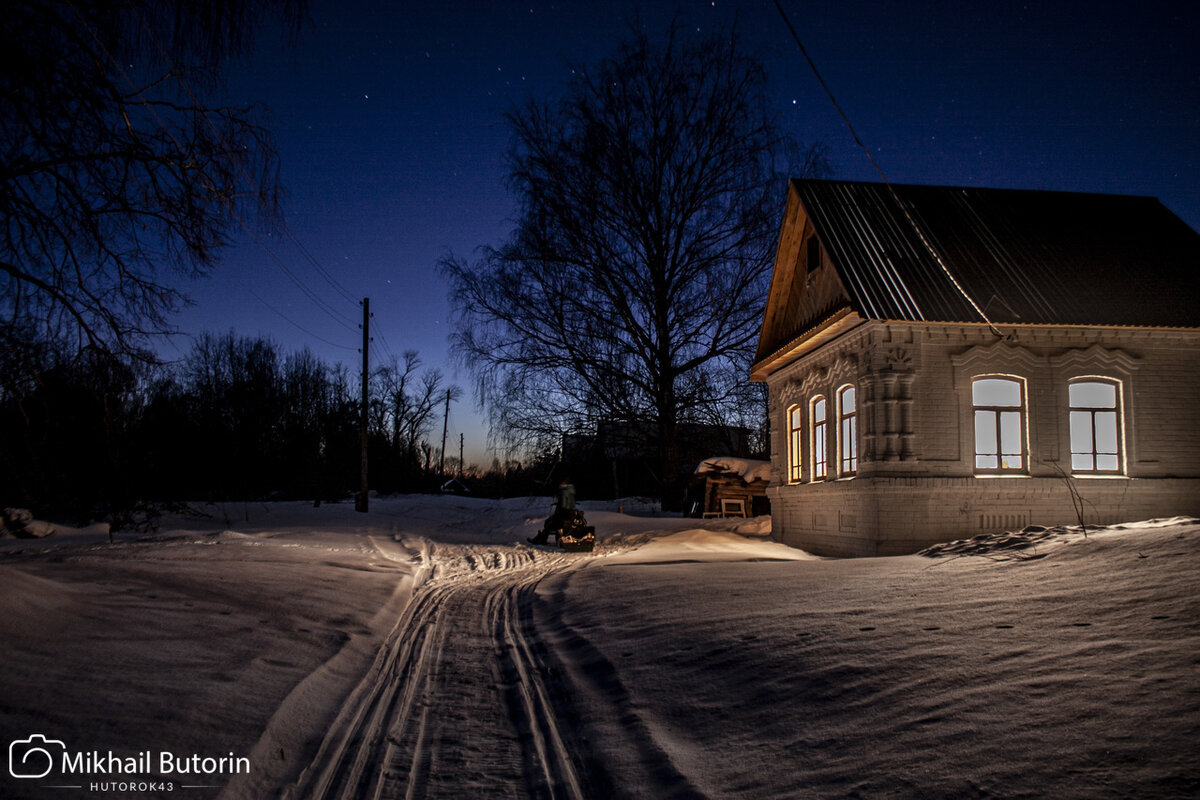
[442,26,826,493]
[372,351,452,471]
[0,0,302,359]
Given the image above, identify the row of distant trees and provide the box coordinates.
[0,331,488,523]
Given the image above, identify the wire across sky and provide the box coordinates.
[168,0,1199,466]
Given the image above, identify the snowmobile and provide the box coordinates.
[536,508,595,552]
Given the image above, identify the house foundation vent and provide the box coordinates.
[979,513,1028,531]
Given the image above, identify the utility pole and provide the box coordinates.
[459,432,464,479]
[356,297,370,512]
[439,388,450,480]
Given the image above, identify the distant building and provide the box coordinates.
[753,179,1200,556]
[563,420,759,501]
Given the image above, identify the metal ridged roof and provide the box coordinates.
[794,179,1200,327]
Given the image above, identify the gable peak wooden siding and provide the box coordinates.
[754,183,852,368]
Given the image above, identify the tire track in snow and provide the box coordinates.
[283,541,591,800]
[532,570,710,800]
[487,565,585,800]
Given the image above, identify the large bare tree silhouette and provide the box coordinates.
[443,27,827,493]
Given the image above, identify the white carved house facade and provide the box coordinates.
[753,180,1200,556]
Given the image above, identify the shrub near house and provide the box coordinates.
[752,179,1200,557]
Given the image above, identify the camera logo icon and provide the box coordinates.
[9,734,65,779]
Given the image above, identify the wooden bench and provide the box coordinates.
[720,499,747,518]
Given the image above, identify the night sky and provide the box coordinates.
[171,0,1199,466]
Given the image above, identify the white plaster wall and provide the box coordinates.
[764,321,1200,556]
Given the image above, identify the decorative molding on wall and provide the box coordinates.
[950,339,1045,374]
[1048,343,1141,375]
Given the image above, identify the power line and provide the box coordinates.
[287,234,359,307]
[772,0,1003,338]
[369,340,389,370]
[128,9,363,333]
[215,262,356,350]
[374,329,401,364]
[252,231,360,330]
[65,6,426,369]
[65,1,362,356]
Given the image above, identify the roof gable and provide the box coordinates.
[789,179,1200,328]
[753,183,854,365]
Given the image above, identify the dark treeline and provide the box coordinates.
[0,332,554,526]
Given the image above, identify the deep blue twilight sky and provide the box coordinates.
[170,0,1200,467]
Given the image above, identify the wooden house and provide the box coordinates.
[753,179,1200,556]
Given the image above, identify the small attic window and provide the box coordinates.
[806,235,821,274]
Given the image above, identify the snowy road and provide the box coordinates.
[284,540,595,800]
[4,499,1194,800]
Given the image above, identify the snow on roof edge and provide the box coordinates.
[695,457,771,483]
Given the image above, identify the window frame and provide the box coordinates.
[786,404,803,483]
[837,384,857,477]
[971,376,1028,475]
[811,395,828,481]
[1068,378,1123,475]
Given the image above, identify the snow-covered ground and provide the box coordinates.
[0,496,1196,799]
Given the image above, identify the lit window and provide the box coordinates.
[811,395,827,481]
[838,385,857,476]
[787,405,802,483]
[972,377,1026,472]
[1069,380,1122,473]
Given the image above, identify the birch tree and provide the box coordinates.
[443,27,827,495]
[0,0,302,359]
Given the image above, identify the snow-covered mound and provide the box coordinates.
[920,515,1200,559]
[603,527,816,564]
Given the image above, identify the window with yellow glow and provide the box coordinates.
[787,405,802,483]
